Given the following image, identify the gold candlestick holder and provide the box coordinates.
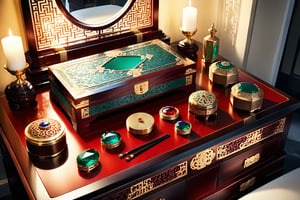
[177,28,199,61]
[4,63,37,110]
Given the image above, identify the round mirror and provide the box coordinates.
[57,0,134,29]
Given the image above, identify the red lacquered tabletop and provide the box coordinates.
[0,58,291,199]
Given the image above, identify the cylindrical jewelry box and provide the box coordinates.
[189,90,218,119]
[101,131,122,150]
[126,112,154,135]
[209,61,239,87]
[175,121,192,135]
[159,106,179,121]
[25,118,66,158]
[230,82,264,112]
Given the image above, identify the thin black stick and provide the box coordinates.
[125,134,170,161]
[118,134,170,160]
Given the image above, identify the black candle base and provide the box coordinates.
[5,80,37,110]
[177,40,199,61]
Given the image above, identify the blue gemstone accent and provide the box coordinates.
[39,121,50,128]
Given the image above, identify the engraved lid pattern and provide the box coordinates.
[189,90,217,109]
[25,118,64,144]
[231,82,264,100]
[210,61,238,75]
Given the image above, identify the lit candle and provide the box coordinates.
[1,30,26,71]
[182,1,197,32]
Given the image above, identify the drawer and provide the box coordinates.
[186,165,219,200]
[141,164,218,200]
[204,155,285,200]
[218,134,283,186]
[142,180,187,200]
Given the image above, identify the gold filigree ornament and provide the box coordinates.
[105,50,124,57]
[190,149,216,170]
[127,67,143,77]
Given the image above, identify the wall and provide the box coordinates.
[245,0,294,85]
[0,0,27,94]
[159,0,218,43]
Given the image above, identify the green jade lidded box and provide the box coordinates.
[49,40,196,136]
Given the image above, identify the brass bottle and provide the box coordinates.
[203,24,219,63]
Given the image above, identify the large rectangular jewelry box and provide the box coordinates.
[49,39,196,136]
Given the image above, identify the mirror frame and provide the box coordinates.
[55,0,135,30]
[21,0,168,88]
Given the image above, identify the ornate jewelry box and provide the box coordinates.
[49,39,196,136]
[24,118,66,158]
[230,82,264,112]
[188,90,218,119]
[209,61,239,87]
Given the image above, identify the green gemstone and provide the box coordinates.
[238,82,258,93]
[175,121,191,131]
[77,149,99,168]
[216,61,233,70]
[101,131,121,145]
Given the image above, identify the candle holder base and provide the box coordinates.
[5,80,37,110]
[177,40,199,61]
[3,64,37,110]
[177,29,199,61]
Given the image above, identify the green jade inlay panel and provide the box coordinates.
[205,42,213,60]
[77,149,99,168]
[89,77,187,117]
[216,61,233,70]
[52,77,188,119]
[104,56,145,71]
[213,43,218,60]
[238,82,258,93]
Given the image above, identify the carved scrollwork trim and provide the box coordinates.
[190,149,216,171]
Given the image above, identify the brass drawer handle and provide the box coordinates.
[240,177,256,192]
[243,153,260,168]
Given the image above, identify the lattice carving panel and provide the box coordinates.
[29,0,153,50]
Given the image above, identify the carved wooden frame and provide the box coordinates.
[20,0,167,87]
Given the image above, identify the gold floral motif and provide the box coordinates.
[125,161,188,200]
[190,149,216,170]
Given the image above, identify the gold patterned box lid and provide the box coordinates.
[49,39,195,100]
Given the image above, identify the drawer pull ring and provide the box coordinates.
[243,153,260,168]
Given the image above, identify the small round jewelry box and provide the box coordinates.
[126,112,155,135]
[230,82,264,112]
[188,90,218,119]
[209,61,239,87]
[25,118,66,158]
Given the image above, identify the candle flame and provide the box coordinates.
[8,29,12,36]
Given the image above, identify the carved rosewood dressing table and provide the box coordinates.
[0,0,300,200]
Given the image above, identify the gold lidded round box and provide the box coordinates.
[188,90,218,119]
[230,82,264,112]
[209,61,239,87]
[126,112,155,135]
[24,118,66,158]
[159,106,179,121]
